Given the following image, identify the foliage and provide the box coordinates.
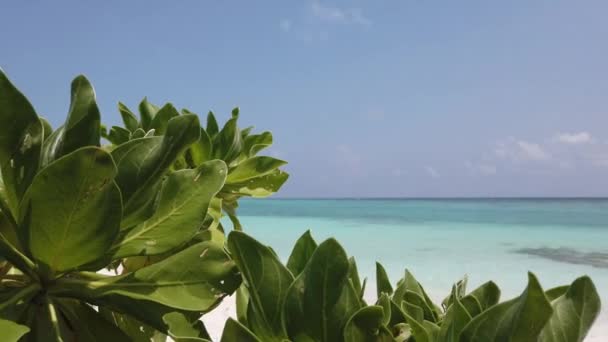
[101,98,289,233]
[222,230,601,342]
[0,69,250,341]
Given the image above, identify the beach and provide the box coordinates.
[201,199,608,341]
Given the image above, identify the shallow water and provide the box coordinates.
[234,198,608,340]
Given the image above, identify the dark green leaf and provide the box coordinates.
[375,262,393,299]
[460,272,553,342]
[19,147,121,276]
[189,128,212,165]
[52,241,241,312]
[228,231,293,341]
[283,238,350,342]
[139,97,159,131]
[221,317,262,342]
[538,276,600,342]
[437,287,472,342]
[112,114,200,227]
[343,306,393,342]
[151,103,180,135]
[286,230,317,276]
[212,117,242,165]
[460,281,500,317]
[206,111,219,136]
[0,69,43,215]
[118,102,139,132]
[56,299,131,341]
[243,132,272,157]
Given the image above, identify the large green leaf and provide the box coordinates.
[226,156,287,184]
[228,231,293,341]
[111,160,227,258]
[221,317,262,342]
[538,276,600,342]
[163,311,211,341]
[283,238,350,342]
[375,262,393,299]
[41,75,101,167]
[52,241,241,311]
[55,299,131,341]
[460,272,553,342]
[286,230,317,276]
[0,318,30,341]
[112,114,200,227]
[0,69,43,215]
[343,306,393,342]
[19,147,121,276]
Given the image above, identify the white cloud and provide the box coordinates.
[495,139,551,162]
[280,19,292,32]
[555,131,593,144]
[425,166,440,178]
[310,1,371,25]
[465,161,497,175]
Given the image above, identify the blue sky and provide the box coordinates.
[2,1,608,197]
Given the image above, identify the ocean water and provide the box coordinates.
[234,198,608,340]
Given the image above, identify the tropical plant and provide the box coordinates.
[222,230,601,342]
[0,69,245,341]
[101,98,289,233]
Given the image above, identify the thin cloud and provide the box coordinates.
[280,19,292,32]
[555,131,593,144]
[425,166,440,178]
[465,161,497,175]
[310,1,371,26]
[495,138,551,162]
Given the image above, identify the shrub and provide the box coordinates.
[223,230,601,342]
[0,69,283,341]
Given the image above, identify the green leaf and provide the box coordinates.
[538,276,600,342]
[99,307,161,342]
[41,75,101,167]
[52,241,241,312]
[212,117,242,165]
[163,311,211,341]
[376,293,392,326]
[0,318,30,341]
[227,231,293,341]
[189,128,213,165]
[0,69,43,215]
[441,275,467,310]
[286,230,317,276]
[131,128,146,139]
[460,281,500,317]
[221,317,262,342]
[283,238,350,342]
[112,160,227,258]
[460,272,553,342]
[243,132,272,157]
[206,111,219,136]
[348,257,364,302]
[545,285,569,301]
[222,169,289,198]
[118,102,139,132]
[375,262,393,299]
[343,306,393,342]
[107,126,131,145]
[393,270,439,322]
[0,283,41,320]
[226,156,287,184]
[151,103,180,135]
[112,114,201,227]
[19,147,121,276]
[55,299,131,341]
[139,97,159,131]
[437,287,472,342]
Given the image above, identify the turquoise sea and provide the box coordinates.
[235,199,608,340]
